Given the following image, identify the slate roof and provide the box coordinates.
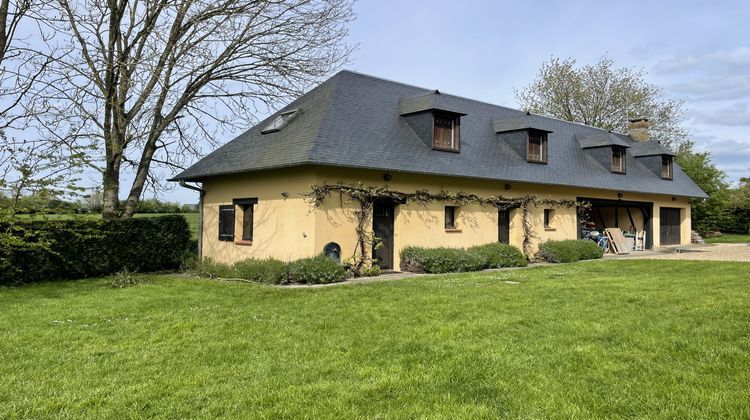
[173,70,707,198]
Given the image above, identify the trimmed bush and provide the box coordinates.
[536,240,603,263]
[192,257,237,279]
[190,254,347,285]
[0,215,191,285]
[469,243,528,268]
[233,258,289,284]
[287,254,347,284]
[400,245,503,274]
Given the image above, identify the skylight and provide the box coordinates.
[261,108,299,134]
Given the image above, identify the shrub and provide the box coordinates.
[233,258,289,284]
[536,240,603,263]
[287,254,347,284]
[469,243,528,268]
[0,215,191,285]
[360,265,382,277]
[400,246,487,274]
[111,268,150,288]
[192,258,236,279]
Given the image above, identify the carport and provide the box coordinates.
[577,197,654,249]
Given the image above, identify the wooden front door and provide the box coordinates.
[660,207,681,245]
[498,208,511,244]
[373,201,395,270]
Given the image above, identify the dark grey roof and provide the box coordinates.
[577,132,632,149]
[492,114,554,133]
[631,141,676,157]
[173,70,707,198]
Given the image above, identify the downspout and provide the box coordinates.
[179,180,205,258]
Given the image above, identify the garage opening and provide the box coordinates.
[660,207,682,245]
[577,197,654,249]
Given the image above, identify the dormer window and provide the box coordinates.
[661,156,673,179]
[261,108,299,134]
[611,147,626,174]
[527,130,548,163]
[432,112,460,152]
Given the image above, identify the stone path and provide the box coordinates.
[278,243,750,289]
[602,243,750,262]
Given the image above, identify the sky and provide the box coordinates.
[165,0,750,203]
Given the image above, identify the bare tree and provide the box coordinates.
[34,0,356,218]
[515,55,687,148]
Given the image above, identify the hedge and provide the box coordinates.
[0,215,192,285]
[536,239,603,263]
[469,243,528,268]
[192,254,348,285]
[400,243,527,274]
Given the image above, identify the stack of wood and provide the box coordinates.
[605,228,631,255]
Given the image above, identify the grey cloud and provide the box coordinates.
[669,75,750,101]
[690,102,750,126]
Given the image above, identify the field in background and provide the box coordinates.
[704,233,750,244]
[2,260,749,418]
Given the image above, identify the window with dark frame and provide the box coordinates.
[433,113,460,151]
[543,209,553,229]
[661,156,673,179]
[233,198,258,243]
[527,130,548,163]
[445,206,458,229]
[611,147,626,173]
[218,205,235,241]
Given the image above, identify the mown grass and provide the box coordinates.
[704,233,750,244]
[10,212,199,239]
[1,260,749,418]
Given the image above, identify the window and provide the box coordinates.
[233,198,258,243]
[445,206,458,229]
[661,156,673,179]
[218,205,235,241]
[261,109,299,134]
[612,147,626,173]
[527,130,548,163]
[433,113,460,151]
[543,209,554,229]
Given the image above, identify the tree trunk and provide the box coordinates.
[121,135,159,218]
[101,158,120,219]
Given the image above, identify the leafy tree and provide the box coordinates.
[674,142,731,233]
[516,55,686,148]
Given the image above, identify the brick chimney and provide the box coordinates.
[628,118,650,142]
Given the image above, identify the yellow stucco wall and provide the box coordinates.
[199,166,693,267]
[201,168,317,264]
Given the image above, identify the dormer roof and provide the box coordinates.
[399,91,467,116]
[493,113,554,133]
[576,132,631,149]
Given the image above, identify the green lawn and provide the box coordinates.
[704,233,750,244]
[11,212,199,239]
[1,260,749,418]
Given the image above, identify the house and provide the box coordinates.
[171,70,707,269]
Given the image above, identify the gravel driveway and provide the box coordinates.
[641,243,750,262]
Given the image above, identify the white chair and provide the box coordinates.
[634,230,646,251]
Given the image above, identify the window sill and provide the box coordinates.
[234,240,253,246]
[445,228,462,233]
[544,227,556,232]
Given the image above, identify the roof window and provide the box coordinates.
[261,108,299,134]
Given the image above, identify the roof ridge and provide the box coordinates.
[338,69,633,139]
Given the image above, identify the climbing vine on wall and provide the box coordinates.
[306,183,589,274]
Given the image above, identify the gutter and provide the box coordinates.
[178,180,205,258]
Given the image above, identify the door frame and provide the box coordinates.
[372,198,398,270]
[659,207,682,246]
